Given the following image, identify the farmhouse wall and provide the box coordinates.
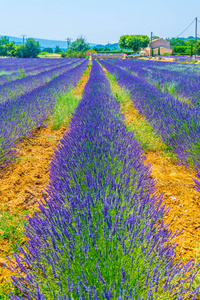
[153,47,173,55]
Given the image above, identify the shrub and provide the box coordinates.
[173,46,190,55]
[63,49,88,58]
[42,47,53,53]
[39,52,49,55]
[61,52,67,58]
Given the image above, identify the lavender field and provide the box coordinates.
[101,59,200,167]
[0,58,87,165]
[0,58,200,299]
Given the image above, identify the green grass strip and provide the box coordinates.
[0,207,36,299]
[104,69,177,160]
[50,62,91,131]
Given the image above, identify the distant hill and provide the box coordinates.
[0,36,23,45]
[0,35,120,50]
[0,35,69,50]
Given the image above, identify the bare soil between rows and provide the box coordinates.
[0,124,67,282]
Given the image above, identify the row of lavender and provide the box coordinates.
[0,58,71,74]
[9,61,200,299]
[0,59,88,166]
[100,60,200,167]
[110,58,200,107]
[0,58,54,71]
[0,58,46,73]
[0,58,78,85]
[0,59,82,103]
[157,55,200,62]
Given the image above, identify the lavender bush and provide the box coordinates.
[0,58,79,85]
[193,166,200,194]
[0,59,81,103]
[0,58,61,84]
[8,60,200,299]
[108,58,200,107]
[0,59,88,165]
[100,60,200,167]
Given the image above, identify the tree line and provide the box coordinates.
[61,37,91,58]
[169,37,200,55]
[2,34,200,58]
[118,35,200,55]
[0,37,63,58]
[0,36,91,58]
[0,36,41,57]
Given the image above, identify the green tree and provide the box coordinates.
[104,46,110,52]
[93,46,99,51]
[64,48,88,58]
[152,36,159,40]
[0,36,16,57]
[119,35,129,49]
[119,35,150,52]
[169,38,186,46]
[14,45,24,58]
[0,36,9,46]
[23,39,40,58]
[126,36,140,52]
[197,41,200,55]
[42,47,53,53]
[6,42,16,56]
[68,37,89,52]
[15,39,40,58]
[186,38,195,46]
[173,46,190,54]
[190,44,193,57]
[158,47,160,55]
[54,45,62,53]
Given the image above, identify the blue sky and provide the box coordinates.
[1,0,200,44]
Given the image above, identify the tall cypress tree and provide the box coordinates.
[190,44,193,57]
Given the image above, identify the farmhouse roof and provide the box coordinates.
[150,38,171,49]
[151,38,163,42]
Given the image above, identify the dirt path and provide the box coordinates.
[0,65,91,293]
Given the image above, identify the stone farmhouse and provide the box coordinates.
[141,38,172,55]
